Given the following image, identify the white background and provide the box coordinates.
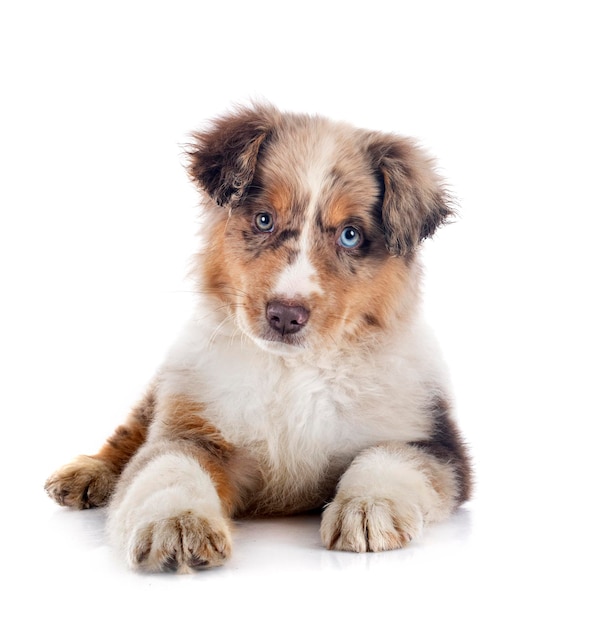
[1,1,589,624]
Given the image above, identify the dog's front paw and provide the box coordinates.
[45,456,116,509]
[320,496,423,552]
[128,511,232,573]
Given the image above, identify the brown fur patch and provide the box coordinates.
[366,134,454,255]
[186,105,277,207]
[156,395,257,514]
[267,181,298,215]
[158,395,235,460]
[96,388,154,469]
[197,455,239,514]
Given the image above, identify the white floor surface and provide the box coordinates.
[9,469,587,625]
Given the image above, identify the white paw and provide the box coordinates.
[320,496,423,552]
[127,510,232,573]
[108,452,232,573]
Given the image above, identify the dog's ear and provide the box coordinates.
[367,134,454,256]
[186,105,275,207]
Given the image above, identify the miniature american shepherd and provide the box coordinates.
[46,104,472,573]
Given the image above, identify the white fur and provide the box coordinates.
[331,445,453,522]
[107,452,227,567]
[157,296,448,504]
[320,445,456,551]
[302,132,338,214]
[271,135,336,300]
[273,250,323,299]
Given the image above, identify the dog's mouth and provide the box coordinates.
[261,329,306,348]
[246,326,308,356]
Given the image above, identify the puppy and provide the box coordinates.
[45,104,472,573]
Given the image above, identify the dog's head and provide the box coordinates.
[187,104,452,354]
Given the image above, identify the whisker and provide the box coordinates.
[207,315,231,350]
[230,324,242,349]
[193,303,236,324]
[195,286,250,300]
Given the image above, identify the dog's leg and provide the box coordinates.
[320,439,471,552]
[44,389,155,509]
[106,395,246,573]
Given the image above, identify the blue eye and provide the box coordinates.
[338,226,362,249]
[254,212,274,232]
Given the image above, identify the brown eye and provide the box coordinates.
[254,212,274,233]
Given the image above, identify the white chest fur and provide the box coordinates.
[157,306,446,481]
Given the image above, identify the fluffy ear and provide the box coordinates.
[186,105,276,207]
[367,134,454,256]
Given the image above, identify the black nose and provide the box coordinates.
[266,301,310,335]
